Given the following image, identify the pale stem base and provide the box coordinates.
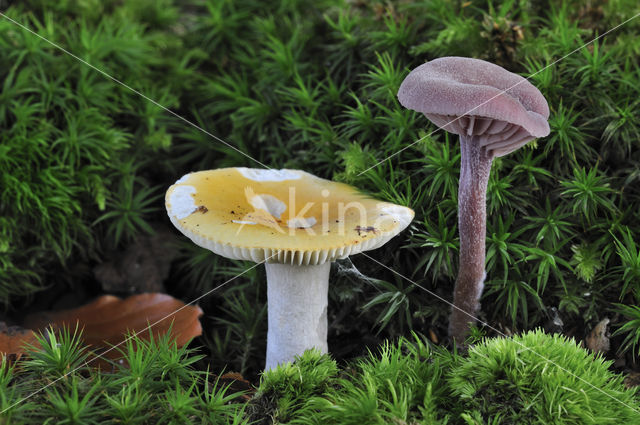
[449,135,493,344]
[265,262,330,370]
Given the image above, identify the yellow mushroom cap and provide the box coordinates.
[165,168,414,265]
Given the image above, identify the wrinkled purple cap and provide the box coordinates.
[398,57,550,157]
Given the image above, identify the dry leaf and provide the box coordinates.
[25,293,203,360]
[0,322,39,364]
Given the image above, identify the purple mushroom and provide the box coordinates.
[398,57,550,343]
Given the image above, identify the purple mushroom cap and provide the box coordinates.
[398,57,550,157]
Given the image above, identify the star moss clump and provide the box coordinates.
[0,0,199,304]
[252,331,639,424]
[0,327,248,424]
[2,0,640,377]
[449,330,640,424]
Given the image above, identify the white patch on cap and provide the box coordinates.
[380,205,409,216]
[376,204,414,228]
[287,216,317,228]
[169,186,197,219]
[175,173,191,184]
[249,194,287,219]
[232,220,257,225]
[238,168,301,182]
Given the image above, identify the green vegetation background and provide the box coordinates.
[1,0,640,421]
[4,329,638,424]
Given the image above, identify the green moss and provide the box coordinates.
[256,331,639,425]
[1,328,248,424]
[2,329,638,423]
[449,330,640,424]
[248,349,339,423]
[0,0,197,305]
[2,0,640,388]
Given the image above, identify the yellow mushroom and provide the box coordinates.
[166,167,414,369]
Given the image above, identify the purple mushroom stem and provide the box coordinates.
[397,57,550,345]
[449,135,492,343]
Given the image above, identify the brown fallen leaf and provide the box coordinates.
[0,322,39,365]
[24,293,203,361]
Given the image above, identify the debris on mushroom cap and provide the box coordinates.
[398,56,550,157]
[166,168,414,266]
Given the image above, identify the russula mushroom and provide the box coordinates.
[397,57,550,343]
[166,167,413,369]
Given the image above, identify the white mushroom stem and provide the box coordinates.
[264,262,330,370]
[449,135,493,344]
